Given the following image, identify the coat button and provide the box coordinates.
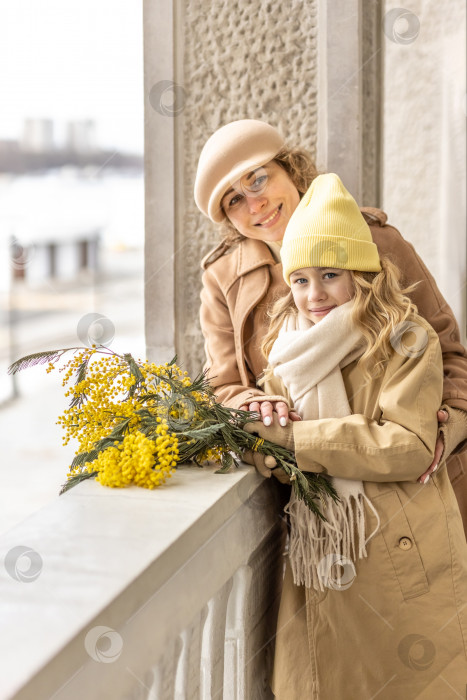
[399,537,413,550]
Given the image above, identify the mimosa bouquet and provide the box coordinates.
[8,346,337,519]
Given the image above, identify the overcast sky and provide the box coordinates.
[0,0,143,154]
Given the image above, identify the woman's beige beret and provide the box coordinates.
[194,119,285,223]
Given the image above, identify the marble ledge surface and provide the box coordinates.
[0,463,275,699]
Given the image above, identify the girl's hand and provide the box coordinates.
[240,400,301,426]
[417,409,448,484]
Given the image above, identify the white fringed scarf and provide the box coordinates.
[268,301,380,591]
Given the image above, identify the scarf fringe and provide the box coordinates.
[269,305,381,591]
[285,489,380,591]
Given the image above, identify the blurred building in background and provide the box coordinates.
[66,119,97,153]
[0,118,143,173]
[21,118,54,152]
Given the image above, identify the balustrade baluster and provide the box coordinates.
[200,577,233,699]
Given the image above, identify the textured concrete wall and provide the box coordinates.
[382,0,466,336]
[176,0,322,374]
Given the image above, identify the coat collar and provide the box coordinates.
[360,207,387,226]
[236,237,277,275]
[201,237,276,273]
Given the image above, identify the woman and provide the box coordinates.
[194,119,467,527]
[244,172,467,698]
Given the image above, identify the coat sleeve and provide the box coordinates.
[371,222,467,413]
[292,330,444,482]
[200,266,267,408]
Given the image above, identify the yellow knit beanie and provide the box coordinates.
[281,173,381,285]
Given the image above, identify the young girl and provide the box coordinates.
[245,173,467,699]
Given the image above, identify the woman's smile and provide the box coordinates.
[255,204,283,228]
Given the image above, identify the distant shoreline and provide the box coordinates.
[0,140,143,175]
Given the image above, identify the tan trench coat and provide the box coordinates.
[261,319,467,699]
[200,208,467,532]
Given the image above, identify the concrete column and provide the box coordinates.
[143,0,176,363]
[316,0,382,206]
[317,0,363,202]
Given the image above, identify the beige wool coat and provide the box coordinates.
[200,208,467,532]
[260,318,467,699]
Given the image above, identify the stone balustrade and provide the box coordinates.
[0,464,286,700]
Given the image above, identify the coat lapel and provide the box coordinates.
[233,239,276,385]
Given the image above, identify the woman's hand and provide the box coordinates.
[240,400,301,426]
[418,408,448,484]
